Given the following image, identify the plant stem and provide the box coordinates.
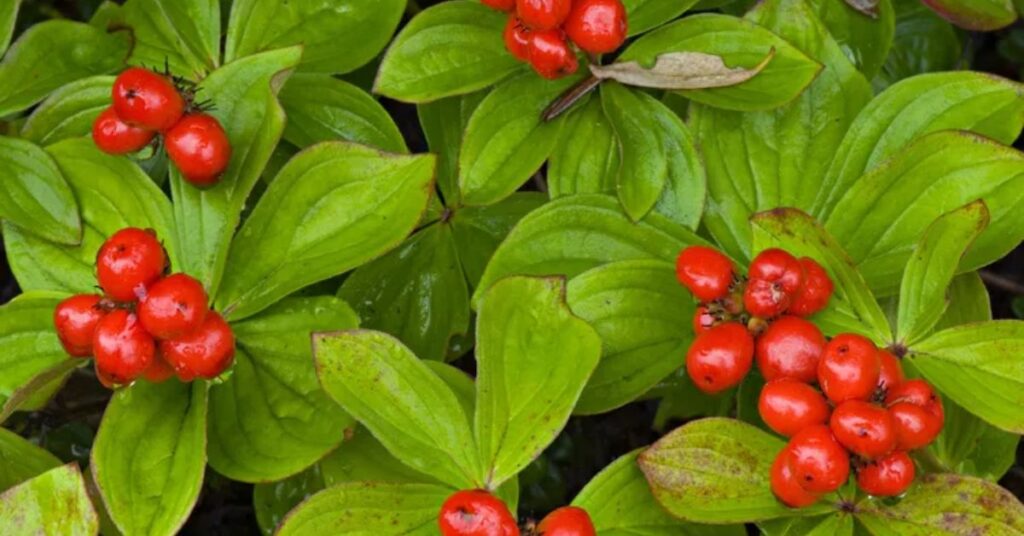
[980,270,1024,296]
[542,75,602,122]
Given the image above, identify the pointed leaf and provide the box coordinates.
[0,294,68,409]
[921,0,1017,31]
[622,0,701,36]
[20,76,114,146]
[449,193,547,289]
[0,428,61,491]
[592,50,772,90]
[276,482,449,536]
[548,97,618,199]
[122,0,220,79]
[873,1,960,89]
[418,91,487,203]
[807,0,893,79]
[0,464,98,535]
[0,136,80,245]
[0,0,19,56]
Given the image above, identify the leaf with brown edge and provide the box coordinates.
[590,49,775,90]
[844,0,881,18]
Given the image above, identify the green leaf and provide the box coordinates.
[0,20,127,117]
[207,296,359,483]
[897,201,989,345]
[313,330,484,489]
[459,73,576,206]
[921,0,1017,31]
[874,0,960,89]
[0,358,79,423]
[932,271,990,333]
[276,482,449,536]
[122,0,220,79]
[320,427,439,487]
[752,208,892,342]
[619,14,822,112]
[473,194,707,306]
[20,76,114,146]
[0,428,61,492]
[602,81,705,227]
[216,142,434,321]
[567,260,694,414]
[0,464,98,535]
[0,136,80,245]
[910,321,1024,433]
[759,514,854,536]
[92,381,208,536]
[826,131,1024,296]
[815,72,1024,218]
[807,0,894,79]
[0,294,70,407]
[449,192,547,289]
[0,0,19,56]
[622,0,701,36]
[279,73,406,153]
[225,0,403,74]
[474,276,601,487]
[417,90,487,203]
[856,474,1024,534]
[253,466,323,536]
[375,1,522,103]
[170,46,301,296]
[339,224,469,363]
[548,97,618,199]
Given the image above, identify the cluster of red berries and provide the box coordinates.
[483,0,627,80]
[92,67,231,187]
[52,228,235,387]
[675,246,945,504]
[439,489,594,536]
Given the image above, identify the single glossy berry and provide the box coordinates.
[504,16,532,62]
[138,273,209,340]
[857,451,915,497]
[536,506,595,536]
[818,334,880,403]
[685,322,754,394]
[564,0,627,54]
[770,446,821,508]
[744,249,803,318]
[54,294,106,357]
[96,228,166,302]
[885,379,942,410]
[693,305,716,334]
[876,350,904,393]
[887,403,941,451]
[92,107,156,155]
[755,315,825,383]
[829,400,897,459]
[759,379,830,437]
[92,310,156,385]
[516,0,571,30]
[438,489,519,536]
[483,0,516,11]
[787,257,833,317]
[159,312,235,381]
[785,425,850,493]
[165,113,232,186]
[527,29,578,80]
[112,67,185,132]
[675,246,735,302]
[142,353,175,383]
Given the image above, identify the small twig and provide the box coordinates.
[542,74,602,122]
[979,270,1024,296]
[531,170,548,194]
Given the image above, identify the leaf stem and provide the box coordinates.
[542,74,602,122]
[980,270,1024,296]
[913,448,950,474]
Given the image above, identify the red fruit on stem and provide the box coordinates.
[755,315,825,383]
[138,273,209,340]
[92,107,156,155]
[536,506,595,536]
[675,245,735,302]
[785,425,850,493]
[876,349,904,393]
[887,402,942,450]
[744,249,803,318]
[885,379,942,410]
[829,400,897,459]
[759,379,831,437]
[504,16,532,61]
[771,446,821,508]
[96,228,166,302]
[818,333,880,403]
[527,29,578,80]
[92,310,156,385]
[142,353,175,383]
[438,489,519,536]
[564,0,627,54]
[787,258,833,316]
[693,305,716,334]
[516,0,571,30]
[483,0,516,11]
[160,312,235,381]
[857,451,915,497]
[165,113,232,186]
[112,67,185,132]
[685,322,754,394]
[54,294,106,357]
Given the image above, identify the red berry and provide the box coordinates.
[536,506,595,536]
[675,246,735,302]
[755,316,825,383]
[886,380,944,450]
[527,29,578,80]
[93,310,156,385]
[165,113,232,187]
[438,490,519,536]
[516,0,571,30]
[92,107,156,155]
[759,379,830,437]
[138,274,209,340]
[857,451,915,497]
[788,258,833,316]
[564,0,627,54]
[96,228,166,302]
[885,379,941,410]
[54,294,106,357]
[504,16,532,62]
[784,425,850,493]
[770,446,821,508]
[817,334,880,404]
[142,353,175,383]
[112,67,184,132]
[483,0,516,11]
[744,249,803,318]
[685,322,754,394]
[159,312,235,381]
[876,349,904,393]
[693,305,716,334]
[829,400,897,459]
